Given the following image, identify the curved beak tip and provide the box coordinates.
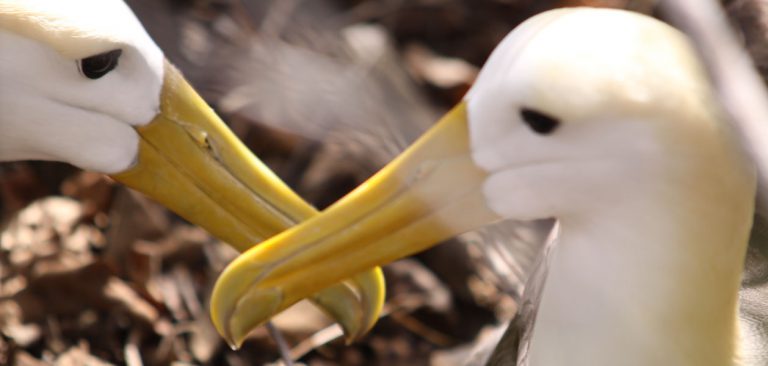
[213,284,285,350]
[117,61,392,345]
[208,102,501,346]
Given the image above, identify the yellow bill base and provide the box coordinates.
[110,61,386,347]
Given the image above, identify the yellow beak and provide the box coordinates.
[109,62,385,345]
[210,102,503,348]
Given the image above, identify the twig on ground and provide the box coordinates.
[267,322,295,366]
[172,266,203,318]
[287,324,345,362]
[389,312,454,346]
[124,330,143,366]
[277,291,435,363]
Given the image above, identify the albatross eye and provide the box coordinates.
[79,49,123,79]
[520,107,560,135]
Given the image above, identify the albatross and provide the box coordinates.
[0,0,386,341]
[211,7,759,365]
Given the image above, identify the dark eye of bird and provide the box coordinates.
[520,107,560,135]
[79,49,123,79]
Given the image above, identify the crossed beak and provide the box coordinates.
[210,102,505,347]
[109,61,385,346]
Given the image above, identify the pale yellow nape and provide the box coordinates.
[0,0,150,59]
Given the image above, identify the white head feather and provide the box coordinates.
[465,8,738,220]
[0,0,164,173]
[462,8,754,365]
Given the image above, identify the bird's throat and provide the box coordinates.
[526,186,753,366]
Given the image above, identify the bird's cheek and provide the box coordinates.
[482,166,563,221]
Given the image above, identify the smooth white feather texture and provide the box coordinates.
[0,0,164,173]
[465,8,755,365]
[0,0,159,61]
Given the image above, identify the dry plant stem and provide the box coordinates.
[289,324,345,361]
[283,294,429,361]
[266,321,295,366]
[660,0,768,204]
[125,330,143,366]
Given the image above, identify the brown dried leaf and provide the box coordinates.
[0,301,41,347]
[54,345,114,366]
[0,164,53,216]
[104,189,169,264]
[60,172,115,221]
[11,351,49,366]
[270,300,333,337]
[404,43,478,89]
[187,321,222,363]
[1,197,84,268]
[103,277,159,326]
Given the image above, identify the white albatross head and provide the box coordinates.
[0,0,162,172]
[0,0,387,343]
[210,8,757,362]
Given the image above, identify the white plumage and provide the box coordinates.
[0,0,163,172]
[0,0,388,345]
[211,8,759,365]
